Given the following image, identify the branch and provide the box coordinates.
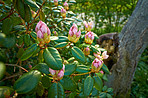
[5,64,28,72]
[0,73,20,81]
[0,8,14,22]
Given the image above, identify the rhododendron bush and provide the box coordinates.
[0,0,113,97]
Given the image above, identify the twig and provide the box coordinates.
[0,73,20,81]
[0,8,14,22]
[5,64,28,72]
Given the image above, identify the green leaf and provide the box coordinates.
[24,4,32,22]
[0,86,14,98]
[55,42,68,49]
[36,83,44,96]
[107,93,112,98]
[0,33,6,45]
[65,18,74,21]
[71,46,85,63]
[21,43,38,61]
[107,88,113,93]
[2,35,16,48]
[76,65,89,73]
[2,18,13,34]
[102,64,110,74]
[39,10,45,21]
[48,83,65,98]
[50,36,58,41]
[13,70,41,94]
[0,62,6,80]
[60,76,76,90]
[32,63,50,74]
[91,88,99,96]
[55,36,68,43]
[17,48,24,58]
[24,0,39,9]
[57,18,63,23]
[41,75,51,89]
[67,57,75,63]
[102,86,108,92]
[11,16,22,26]
[16,0,25,19]
[53,10,60,13]
[93,76,103,91]
[43,47,63,70]
[24,34,30,47]
[30,31,37,40]
[99,92,107,98]
[64,63,77,75]
[83,76,94,97]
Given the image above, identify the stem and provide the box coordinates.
[5,64,28,72]
[0,73,20,81]
[0,8,14,22]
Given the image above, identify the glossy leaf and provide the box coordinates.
[60,76,76,90]
[24,4,32,22]
[0,62,6,80]
[32,63,50,74]
[39,10,45,21]
[2,18,13,34]
[50,36,58,41]
[24,0,39,8]
[24,34,30,47]
[2,35,15,48]
[102,64,110,74]
[21,43,38,61]
[83,76,94,97]
[17,48,24,58]
[64,63,77,75]
[43,47,63,70]
[93,76,103,91]
[36,83,44,96]
[76,65,89,73]
[55,36,68,43]
[99,92,107,98]
[41,75,51,89]
[48,83,65,98]
[71,46,85,63]
[55,42,68,49]
[16,0,25,19]
[13,70,41,94]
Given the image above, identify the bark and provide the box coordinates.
[105,0,148,97]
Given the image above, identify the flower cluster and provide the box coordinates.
[49,65,65,80]
[35,21,51,47]
[68,23,81,43]
[91,51,109,72]
[85,31,94,44]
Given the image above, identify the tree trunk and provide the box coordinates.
[105,0,148,97]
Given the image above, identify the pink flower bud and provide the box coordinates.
[61,8,66,13]
[68,23,81,43]
[100,70,104,74]
[83,21,93,31]
[35,21,51,47]
[57,70,64,78]
[37,30,43,39]
[102,51,109,59]
[92,58,103,69]
[85,31,94,44]
[61,8,66,18]
[29,65,32,69]
[83,47,90,56]
[54,0,58,6]
[49,68,56,75]
[63,2,68,6]
[83,21,88,28]
[76,30,81,37]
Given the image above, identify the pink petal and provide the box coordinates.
[49,68,56,75]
